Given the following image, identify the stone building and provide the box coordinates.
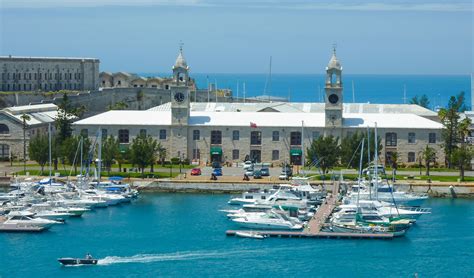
[0,56,99,92]
[73,50,445,167]
[0,104,59,160]
[98,47,196,91]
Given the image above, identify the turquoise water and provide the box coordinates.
[1,193,473,277]
[142,73,471,108]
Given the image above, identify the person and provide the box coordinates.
[210,173,217,181]
[243,174,249,181]
[85,253,92,260]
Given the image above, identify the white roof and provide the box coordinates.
[74,110,442,130]
[1,104,59,126]
[148,102,438,117]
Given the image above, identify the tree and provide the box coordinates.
[421,145,436,176]
[55,93,76,143]
[108,101,128,111]
[452,145,473,181]
[439,92,470,168]
[390,152,398,170]
[149,141,161,173]
[28,134,49,174]
[340,131,382,170]
[20,113,30,172]
[306,135,340,174]
[158,145,167,166]
[410,94,430,109]
[129,134,157,177]
[136,90,145,110]
[61,136,91,174]
[102,136,120,174]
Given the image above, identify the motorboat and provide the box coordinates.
[235,231,266,239]
[58,254,98,266]
[228,188,276,205]
[232,210,303,230]
[2,211,61,229]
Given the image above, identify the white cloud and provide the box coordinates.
[1,0,471,12]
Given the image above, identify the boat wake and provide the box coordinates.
[97,246,309,266]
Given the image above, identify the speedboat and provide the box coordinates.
[228,188,276,205]
[2,211,61,229]
[58,255,98,266]
[235,231,266,239]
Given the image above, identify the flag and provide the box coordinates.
[250,122,257,128]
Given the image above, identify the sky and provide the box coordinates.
[0,0,472,74]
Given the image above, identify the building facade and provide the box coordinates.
[0,56,99,92]
[0,104,59,161]
[73,49,445,167]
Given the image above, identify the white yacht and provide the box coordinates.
[232,210,303,230]
[228,189,276,205]
[3,211,61,229]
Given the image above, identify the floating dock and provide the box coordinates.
[226,182,395,240]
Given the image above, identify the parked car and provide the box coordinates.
[243,161,253,170]
[245,167,254,176]
[190,168,201,176]
[253,170,262,179]
[363,164,385,175]
[212,168,223,176]
[279,171,289,180]
[281,164,293,177]
[260,167,270,176]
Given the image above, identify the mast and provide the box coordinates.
[97,128,102,184]
[80,137,83,176]
[243,82,246,103]
[367,126,371,199]
[207,75,210,103]
[48,123,52,184]
[215,79,218,103]
[403,84,407,104]
[301,120,305,175]
[374,122,379,200]
[236,81,239,100]
[263,56,272,97]
[357,138,365,208]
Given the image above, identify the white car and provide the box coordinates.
[279,172,289,180]
[243,161,253,170]
[245,168,254,176]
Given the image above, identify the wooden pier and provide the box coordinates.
[226,182,396,240]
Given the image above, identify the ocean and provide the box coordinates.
[141,73,472,108]
[1,193,473,277]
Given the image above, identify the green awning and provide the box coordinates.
[119,144,129,153]
[210,147,222,155]
[290,149,302,156]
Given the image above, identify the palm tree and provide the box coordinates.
[158,146,167,166]
[20,113,31,172]
[421,145,436,176]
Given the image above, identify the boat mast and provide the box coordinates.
[301,120,304,176]
[97,128,102,184]
[243,82,246,103]
[48,123,52,185]
[352,80,355,103]
[357,138,365,208]
[80,137,83,176]
[263,56,272,98]
[367,126,371,199]
[374,122,379,200]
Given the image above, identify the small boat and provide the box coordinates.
[235,231,265,239]
[58,254,98,266]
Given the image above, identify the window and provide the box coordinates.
[429,133,436,144]
[290,131,302,145]
[192,149,200,160]
[139,129,147,137]
[232,149,239,160]
[211,130,222,144]
[272,131,279,141]
[312,131,320,141]
[80,129,88,137]
[159,129,167,140]
[232,130,240,141]
[408,152,416,163]
[0,124,9,135]
[272,150,279,160]
[117,80,121,86]
[118,129,129,143]
[408,132,416,144]
[0,144,9,159]
[101,129,107,139]
[386,132,397,146]
[193,130,200,140]
[250,131,262,145]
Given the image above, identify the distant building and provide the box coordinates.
[73,49,445,167]
[0,56,100,92]
[0,103,59,160]
[98,47,196,91]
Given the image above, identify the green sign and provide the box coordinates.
[210,147,222,155]
[290,149,302,156]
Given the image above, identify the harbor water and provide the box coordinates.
[1,193,473,277]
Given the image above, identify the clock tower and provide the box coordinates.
[324,47,343,129]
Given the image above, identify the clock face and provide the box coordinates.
[174,92,185,103]
[328,94,339,104]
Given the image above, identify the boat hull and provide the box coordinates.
[58,258,98,266]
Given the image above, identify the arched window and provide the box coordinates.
[0,124,9,135]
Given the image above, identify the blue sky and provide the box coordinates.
[0,0,472,74]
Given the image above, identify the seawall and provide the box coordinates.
[134,180,474,198]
